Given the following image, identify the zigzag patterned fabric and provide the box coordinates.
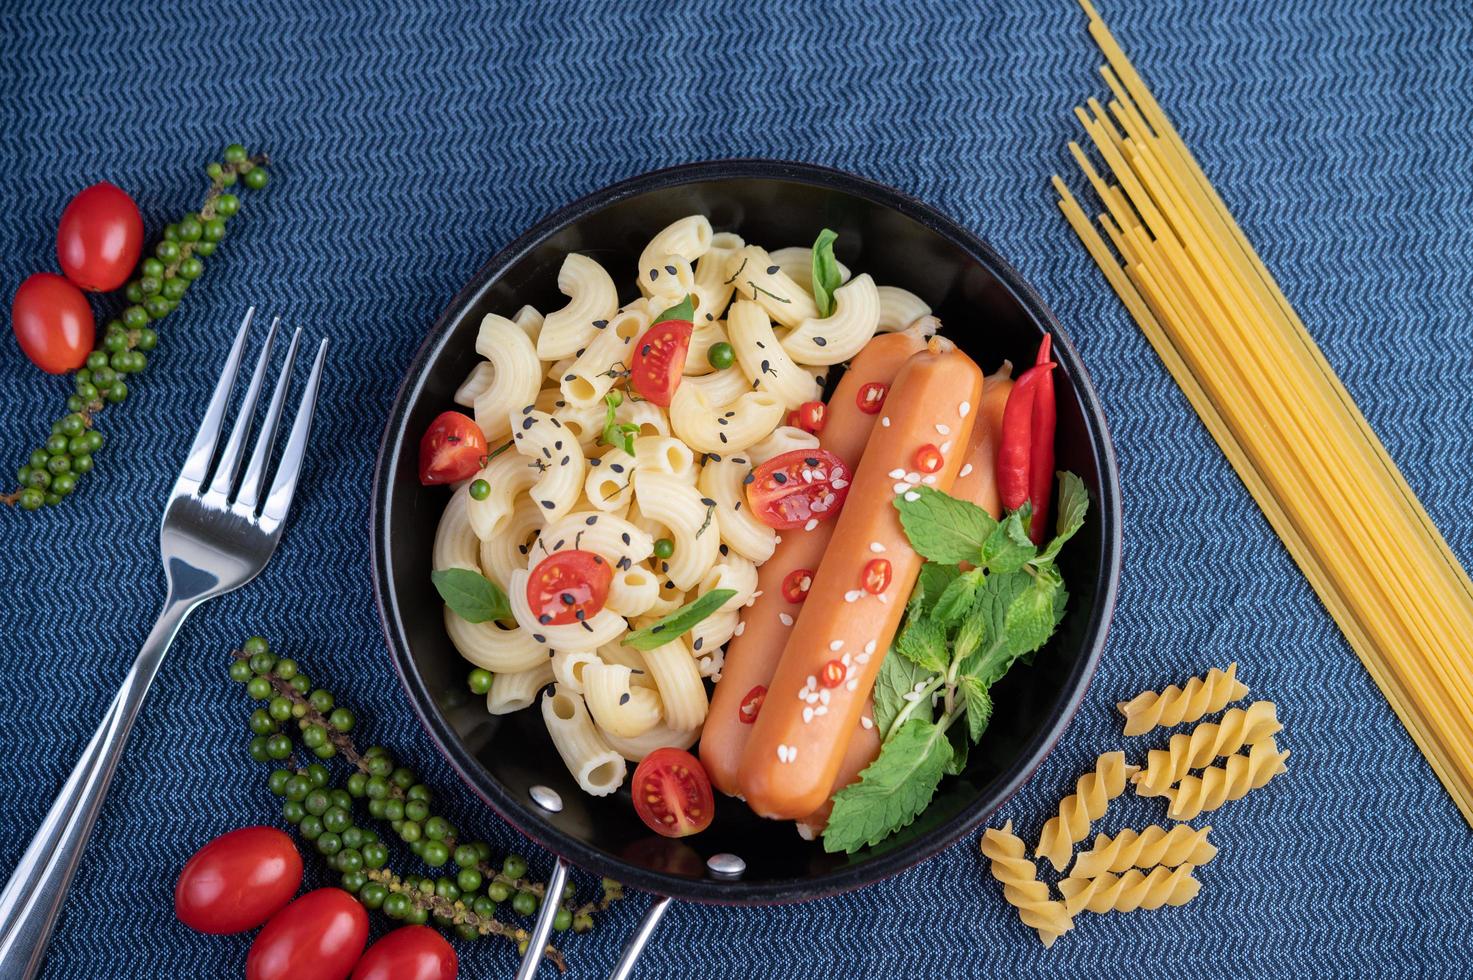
[1,0,1471,977]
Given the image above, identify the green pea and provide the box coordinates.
[707,341,735,370]
[289,674,311,694]
[453,843,480,867]
[347,773,368,797]
[248,649,276,673]
[272,657,297,679]
[335,847,363,872]
[404,799,429,823]
[308,688,334,713]
[424,816,449,841]
[468,478,490,501]
[382,798,404,822]
[472,895,496,918]
[306,765,330,789]
[468,668,493,694]
[366,754,394,777]
[45,433,70,455]
[67,434,89,455]
[176,215,202,241]
[421,841,448,868]
[285,775,311,801]
[653,537,674,559]
[302,725,326,749]
[215,193,240,217]
[83,430,102,452]
[28,449,49,469]
[399,820,422,843]
[341,826,365,849]
[244,167,269,190]
[268,696,292,721]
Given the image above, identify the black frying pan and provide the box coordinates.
[370,160,1122,975]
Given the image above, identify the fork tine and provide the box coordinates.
[175,308,255,495]
[258,338,328,534]
[203,317,280,504]
[233,327,302,515]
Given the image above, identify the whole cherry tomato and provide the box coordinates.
[631,747,715,838]
[175,826,303,934]
[418,410,487,485]
[246,888,368,980]
[56,181,144,292]
[351,926,458,980]
[11,272,95,373]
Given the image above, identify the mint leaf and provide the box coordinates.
[873,650,929,735]
[1005,564,1064,658]
[954,597,990,662]
[1035,471,1089,564]
[959,571,1031,683]
[624,589,736,650]
[894,617,948,673]
[822,717,952,853]
[431,568,511,624]
[913,563,960,617]
[945,722,971,775]
[651,293,694,324]
[811,228,842,318]
[894,487,997,564]
[960,674,993,742]
[933,568,983,627]
[600,393,639,455]
[982,506,1037,573]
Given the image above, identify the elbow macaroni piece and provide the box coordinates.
[510,410,587,523]
[600,721,700,762]
[486,661,554,715]
[747,425,820,464]
[669,384,785,455]
[507,569,629,649]
[584,448,635,512]
[478,494,543,592]
[444,607,547,673]
[1118,663,1249,737]
[699,555,759,610]
[689,609,738,665]
[550,649,601,694]
[730,245,819,326]
[512,304,544,342]
[633,435,697,483]
[631,470,720,590]
[472,313,543,442]
[691,231,744,323]
[595,641,658,688]
[560,308,647,408]
[537,253,619,360]
[540,686,626,795]
[682,366,753,406]
[639,638,708,732]
[467,448,538,541]
[605,566,661,618]
[583,661,663,737]
[696,454,775,563]
[875,285,932,332]
[643,255,696,308]
[1035,751,1139,872]
[768,245,850,292]
[780,273,881,366]
[534,511,654,570]
[431,485,481,573]
[727,299,822,409]
[684,319,729,375]
[639,216,714,289]
[454,362,494,408]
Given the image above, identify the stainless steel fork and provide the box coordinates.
[0,308,327,979]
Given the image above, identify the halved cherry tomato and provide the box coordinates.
[913,443,944,473]
[526,550,612,626]
[11,273,94,374]
[418,411,487,485]
[780,567,814,603]
[56,181,144,292]
[744,449,850,530]
[351,925,458,980]
[631,747,715,838]
[786,400,827,434]
[862,558,892,595]
[737,685,767,724]
[629,319,693,406]
[855,381,888,414]
[246,888,368,980]
[820,659,847,688]
[175,826,303,934]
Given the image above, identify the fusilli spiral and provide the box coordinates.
[1133,701,1282,796]
[980,821,1074,948]
[1058,864,1201,915]
[1036,751,1138,872]
[1068,825,1217,880]
[1163,738,1290,820]
[1117,663,1249,737]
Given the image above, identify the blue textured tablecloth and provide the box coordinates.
[3,0,1471,976]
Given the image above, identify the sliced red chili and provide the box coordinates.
[781,568,814,604]
[787,400,827,434]
[819,660,846,689]
[855,381,888,415]
[737,686,766,724]
[861,558,892,595]
[913,443,944,474]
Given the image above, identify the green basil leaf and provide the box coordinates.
[431,567,511,624]
[624,589,736,651]
[960,674,993,743]
[652,293,695,325]
[811,228,843,318]
[873,649,929,736]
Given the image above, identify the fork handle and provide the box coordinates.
[0,596,195,979]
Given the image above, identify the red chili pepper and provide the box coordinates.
[1027,336,1057,545]
[997,342,1057,525]
[819,659,847,688]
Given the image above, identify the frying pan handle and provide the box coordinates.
[607,895,672,980]
[514,857,570,980]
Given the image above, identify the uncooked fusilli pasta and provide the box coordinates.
[1163,738,1291,820]
[1117,663,1249,737]
[1058,864,1202,915]
[1035,751,1138,872]
[980,821,1074,948]
[1132,701,1281,796]
[1068,825,1217,880]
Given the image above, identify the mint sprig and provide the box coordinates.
[600,392,639,456]
[822,473,1089,854]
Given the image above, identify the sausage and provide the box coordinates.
[700,326,932,795]
[795,360,1013,831]
[737,340,984,819]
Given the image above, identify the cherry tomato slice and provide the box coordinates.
[351,925,458,980]
[737,685,766,724]
[11,273,94,374]
[526,549,612,626]
[780,568,814,604]
[175,826,303,935]
[855,381,888,414]
[786,400,827,434]
[862,558,892,595]
[630,319,693,406]
[744,449,851,530]
[246,888,368,980]
[820,659,847,688]
[913,443,944,474]
[631,747,715,838]
[418,410,487,485]
[56,181,144,292]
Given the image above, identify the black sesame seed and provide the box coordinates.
[719,433,727,443]
[560,455,570,465]
[664,580,675,589]
[621,532,631,544]
[733,457,747,465]
[664,264,676,275]
[649,269,658,281]
[555,400,566,407]
[719,544,729,555]
[618,556,632,570]
[593,319,609,329]
[575,609,586,620]
[590,456,602,466]
[555,440,563,450]
[575,348,585,357]
[773,472,788,484]
[651,624,665,633]
[518,544,529,555]
[538,613,552,624]
[718,418,727,425]
[593,555,604,563]
[553,539,564,550]
[610,463,625,473]
[694,637,704,651]
[723,411,735,418]
[564,374,575,382]
[533,633,547,644]
[706,313,714,321]
[641,344,651,357]
[766,264,779,275]
[580,620,593,632]
[804,457,818,466]
[522,404,534,415]
[585,516,598,525]
[540,500,555,509]
[700,497,716,507]
[522,417,535,430]
[550,418,562,427]
[814,337,827,347]
[542,447,552,459]
[619,693,631,705]
[755,340,765,349]
[743,472,755,484]
[561,593,576,606]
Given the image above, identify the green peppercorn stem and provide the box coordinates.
[1,145,270,510]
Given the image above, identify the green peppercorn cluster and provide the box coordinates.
[6,145,269,511]
[230,637,620,958]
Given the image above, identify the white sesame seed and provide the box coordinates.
[877,593,889,603]
[888,468,906,479]
[881,416,891,427]
[734,621,746,637]
[959,400,971,417]
[869,542,886,553]
[818,689,830,704]
[779,612,794,627]
[904,472,921,484]
[802,706,814,723]
[939,441,952,453]
[814,705,828,716]
[914,681,928,692]
[935,423,951,435]
[773,536,782,545]
[893,482,910,494]
[921,474,937,485]
[829,640,844,651]
[902,691,921,702]
[904,491,921,502]
[803,518,818,531]
[856,652,871,665]
[864,640,876,654]
[958,463,974,478]
[799,575,811,590]
[844,589,863,602]
[846,678,859,691]
[752,590,763,599]
[807,675,817,689]
[841,652,852,666]
[830,478,848,489]
[860,715,874,730]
